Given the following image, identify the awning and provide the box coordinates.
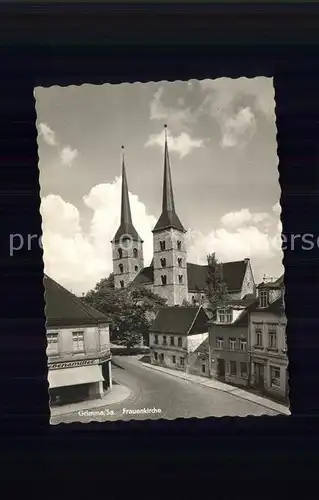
[48,365,104,389]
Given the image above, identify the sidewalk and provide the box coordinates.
[50,382,131,418]
[140,361,290,415]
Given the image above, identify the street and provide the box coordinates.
[51,356,279,423]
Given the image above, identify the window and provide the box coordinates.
[47,333,59,354]
[118,248,122,259]
[133,248,138,258]
[160,240,166,251]
[178,258,182,267]
[216,337,223,349]
[134,265,139,272]
[239,339,247,351]
[255,326,263,347]
[230,361,237,375]
[119,263,124,273]
[218,309,226,323]
[177,240,182,250]
[226,310,232,323]
[72,331,84,352]
[154,352,158,361]
[172,355,176,364]
[178,337,183,347]
[240,362,248,377]
[160,257,166,268]
[202,364,206,374]
[192,296,197,305]
[180,357,185,366]
[161,275,167,285]
[163,335,167,346]
[229,338,236,350]
[178,275,183,284]
[270,366,280,388]
[170,336,175,346]
[154,335,158,345]
[120,280,124,288]
[159,353,164,363]
[268,326,277,349]
[259,290,269,308]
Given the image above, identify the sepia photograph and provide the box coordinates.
[34,77,290,424]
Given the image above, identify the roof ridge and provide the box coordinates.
[44,274,101,321]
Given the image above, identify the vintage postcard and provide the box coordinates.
[35,78,290,424]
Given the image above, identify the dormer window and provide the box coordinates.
[218,308,232,323]
[161,275,167,285]
[120,280,124,288]
[259,290,269,308]
[177,240,182,250]
[178,275,183,284]
[119,264,124,274]
[160,241,166,251]
[118,248,123,259]
[178,258,182,267]
[133,248,138,258]
[160,258,166,268]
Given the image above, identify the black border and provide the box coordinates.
[1,2,319,481]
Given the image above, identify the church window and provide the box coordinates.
[160,258,166,268]
[161,275,167,285]
[177,240,182,250]
[118,248,123,259]
[119,264,124,274]
[178,275,183,284]
[120,280,124,288]
[133,248,138,258]
[192,296,196,305]
[178,258,182,267]
[160,241,166,251]
[134,265,139,272]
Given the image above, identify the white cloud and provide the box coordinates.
[145,129,203,159]
[41,178,156,295]
[60,146,79,167]
[41,186,283,294]
[149,86,197,132]
[221,208,271,229]
[221,107,256,148]
[272,201,281,215]
[38,123,57,146]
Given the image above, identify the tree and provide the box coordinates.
[205,253,230,320]
[182,299,194,307]
[83,274,167,347]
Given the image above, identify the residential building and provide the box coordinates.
[208,297,256,387]
[249,275,288,401]
[112,127,256,306]
[45,274,112,406]
[149,306,209,373]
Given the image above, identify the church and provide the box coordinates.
[111,125,256,307]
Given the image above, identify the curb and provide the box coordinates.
[140,362,290,416]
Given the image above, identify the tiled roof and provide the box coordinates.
[131,259,247,292]
[150,306,209,335]
[44,274,109,328]
[257,274,284,289]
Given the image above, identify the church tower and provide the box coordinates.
[111,147,144,289]
[152,126,188,306]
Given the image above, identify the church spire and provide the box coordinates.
[153,125,185,233]
[112,146,142,243]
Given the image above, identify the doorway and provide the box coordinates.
[217,358,225,379]
[254,362,265,389]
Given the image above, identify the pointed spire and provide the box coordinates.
[112,146,142,243]
[153,125,185,233]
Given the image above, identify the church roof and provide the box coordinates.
[112,148,143,243]
[44,274,110,328]
[152,126,186,234]
[150,306,209,335]
[131,259,248,292]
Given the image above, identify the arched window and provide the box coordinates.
[120,280,124,288]
[177,240,182,250]
[160,257,166,268]
[161,275,167,285]
[118,248,122,259]
[119,264,124,274]
[134,265,139,272]
[178,275,183,284]
[133,248,138,258]
[160,241,166,251]
[178,258,182,267]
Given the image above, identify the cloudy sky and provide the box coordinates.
[35,77,283,295]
